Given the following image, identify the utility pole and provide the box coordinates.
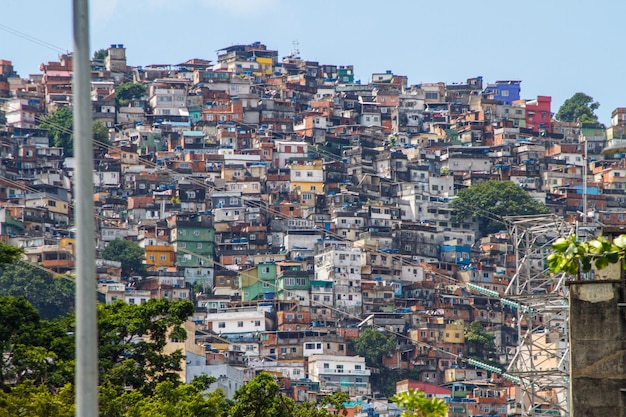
[582,134,588,225]
[72,1,98,416]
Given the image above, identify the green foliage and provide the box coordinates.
[101,238,147,278]
[0,242,23,267]
[122,377,230,417]
[116,82,147,107]
[555,92,600,123]
[39,108,114,157]
[0,380,74,417]
[93,48,108,60]
[98,298,194,396]
[548,234,626,278]
[352,328,397,367]
[39,107,74,157]
[0,261,75,320]
[391,388,448,417]
[93,120,111,146]
[230,372,293,417]
[0,296,75,391]
[465,320,496,361]
[451,180,550,237]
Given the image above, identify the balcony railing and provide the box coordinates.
[319,368,370,376]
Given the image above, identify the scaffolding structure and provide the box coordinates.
[504,215,574,417]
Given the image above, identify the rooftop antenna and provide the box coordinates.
[291,40,300,57]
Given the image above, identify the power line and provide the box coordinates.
[0,23,67,54]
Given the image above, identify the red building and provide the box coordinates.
[519,95,552,133]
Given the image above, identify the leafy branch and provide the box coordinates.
[547,234,626,278]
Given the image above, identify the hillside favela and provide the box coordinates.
[1,42,626,417]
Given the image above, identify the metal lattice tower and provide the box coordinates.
[504,215,574,417]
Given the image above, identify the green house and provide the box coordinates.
[240,262,277,301]
[170,214,215,268]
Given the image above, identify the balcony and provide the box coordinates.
[319,368,370,376]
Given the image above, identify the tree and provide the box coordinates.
[97,298,194,396]
[230,372,292,417]
[0,380,74,417]
[391,388,448,417]
[101,238,147,278]
[352,327,397,367]
[93,48,108,60]
[451,180,550,237]
[0,241,23,268]
[93,120,111,146]
[555,92,600,123]
[39,107,74,156]
[0,261,75,320]
[122,376,230,417]
[39,108,113,157]
[465,320,497,362]
[115,82,146,107]
[0,296,75,390]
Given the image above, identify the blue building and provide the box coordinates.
[484,80,521,105]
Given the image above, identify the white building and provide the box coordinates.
[308,354,371,396]
[273,140,308,168]
[205,307,273,335]
[314,243,364,315]
[148,79,189,118]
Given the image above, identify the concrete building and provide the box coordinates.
[308,354,371,396]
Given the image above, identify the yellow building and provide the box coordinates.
[289,159,324,206]
[163,320,207,381]
[145,245,176,271]
[443,322,465,344]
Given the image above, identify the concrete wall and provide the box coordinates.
[569,280,626,416]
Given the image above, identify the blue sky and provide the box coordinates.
[2,0,624,124]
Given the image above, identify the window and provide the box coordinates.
[254,320,261,326]
[149,254,155,261]
[160,255,166,261]
[218,322,225,328]
[237,321,244,327]
[193,230,200,236]
[307,171,313,177]
[323,363,329,369]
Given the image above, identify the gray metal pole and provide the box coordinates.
[72,1,98,416]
